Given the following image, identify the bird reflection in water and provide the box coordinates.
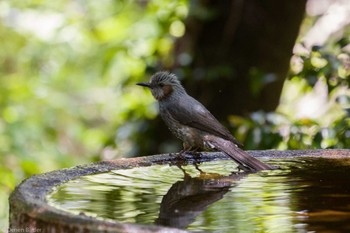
[155,162,249,229]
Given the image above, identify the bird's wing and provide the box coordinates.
[166,95,243,147]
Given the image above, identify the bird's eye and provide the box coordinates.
[159,83,164,87]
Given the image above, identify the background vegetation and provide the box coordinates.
[1,0,349,231]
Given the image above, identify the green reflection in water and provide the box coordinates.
[47,157,350,232]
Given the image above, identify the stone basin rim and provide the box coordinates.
[9,149,350,233]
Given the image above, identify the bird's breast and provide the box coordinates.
[159,108,204,148]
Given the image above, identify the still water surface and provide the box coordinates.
[47,157,350,232]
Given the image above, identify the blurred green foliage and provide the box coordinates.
[231,42,350,150]
[0,0,187,230]
[1,0,349,231]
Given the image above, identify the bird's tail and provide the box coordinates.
[204,135,274,172]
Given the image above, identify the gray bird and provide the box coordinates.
[137,71,273,171]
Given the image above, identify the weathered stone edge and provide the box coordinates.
[9,149,350,232]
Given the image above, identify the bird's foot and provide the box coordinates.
[169,154,189,169]
[175,164,191,178]
[193,162,204,173]
[179,148,201,159]
[169,151,189,162]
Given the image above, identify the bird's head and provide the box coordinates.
[137,71,185,100]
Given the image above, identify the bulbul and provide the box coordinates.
[137,71,273,171]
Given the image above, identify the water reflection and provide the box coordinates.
[155,165,248,229]
[47,157,350,233]
[287,157,350,233]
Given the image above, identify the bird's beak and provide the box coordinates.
[136,82,151,88]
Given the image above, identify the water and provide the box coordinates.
[47,157,350,232]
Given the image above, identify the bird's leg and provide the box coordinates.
[179,143,192,154]
[175,164,191,178]
[180,143,201,158]
[178,143,192,159]
[172,144,192,160]
[193,162,204,174]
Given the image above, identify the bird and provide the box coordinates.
[137,71,274,172]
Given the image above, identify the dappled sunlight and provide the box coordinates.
[1,0,349,231]
[303,0,350,49]
[279,78,345,125]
